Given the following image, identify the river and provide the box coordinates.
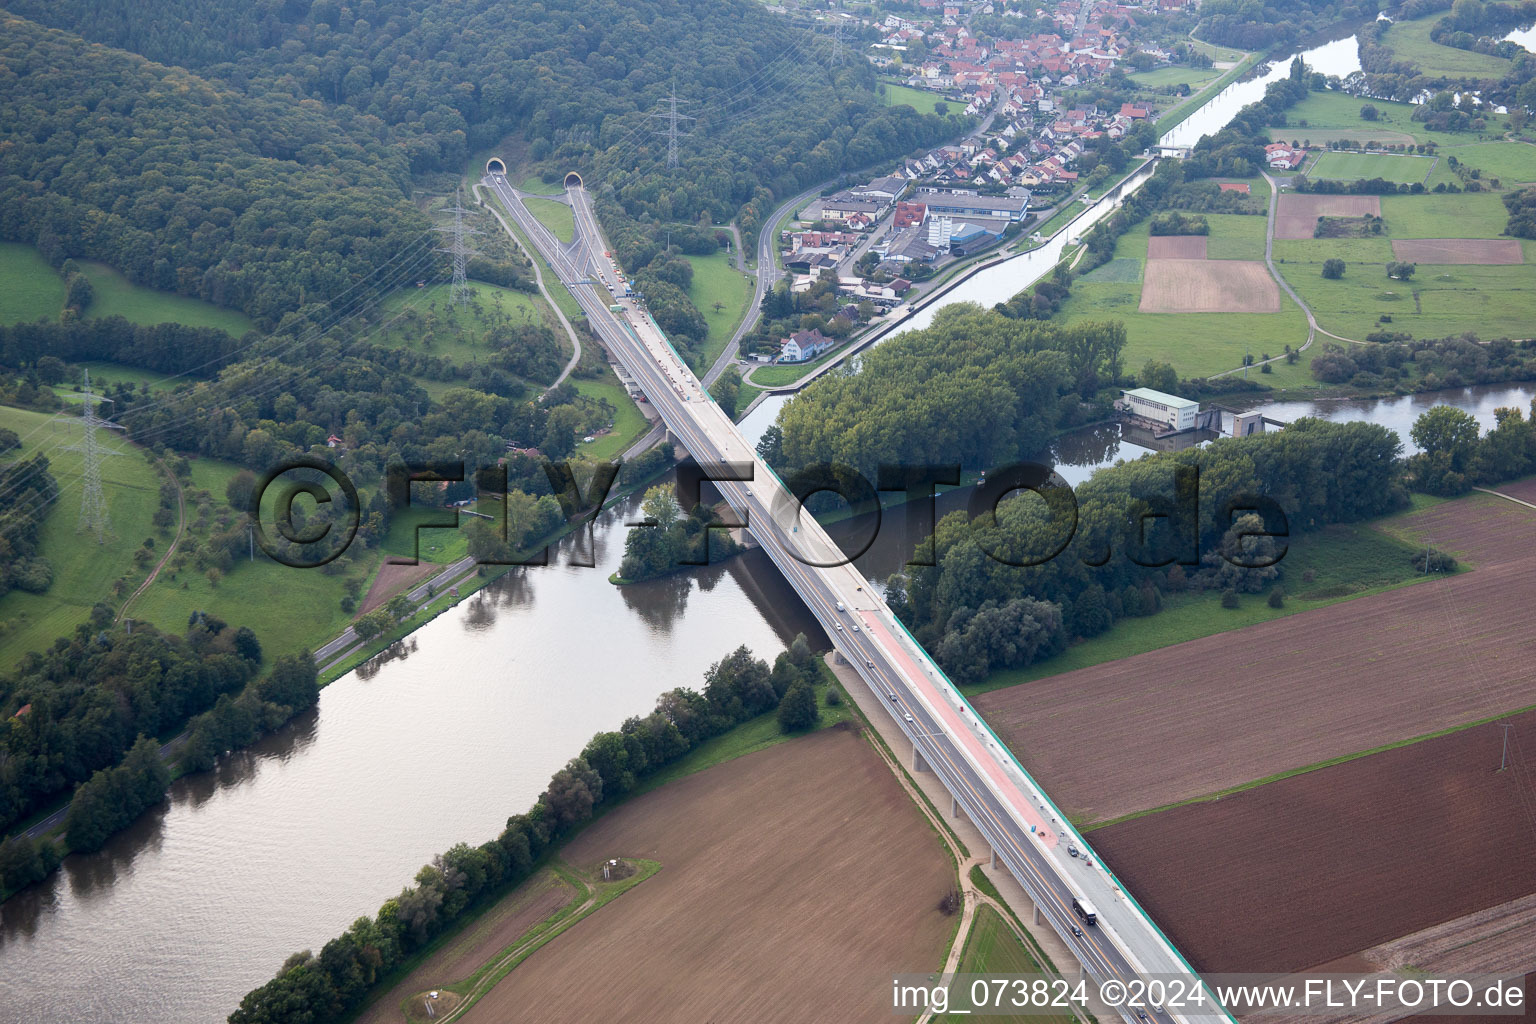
[0,22,1496,1024]
[0,483,821,1023]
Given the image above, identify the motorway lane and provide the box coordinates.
[487,173,1220,1024]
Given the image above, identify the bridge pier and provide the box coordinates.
[950,794,960,819]
[912,742,929,773]
[990,847,997,870]
[1034,904,1041,926]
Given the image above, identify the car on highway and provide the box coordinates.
[903,713,914,723]
[887,691,897,701]
[1071,925,1083,938]
[834,624,843,632]
[865,659,874,668]
[850,624,860,632]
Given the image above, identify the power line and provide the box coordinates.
[435,187,480,306]
[59,369,125,544]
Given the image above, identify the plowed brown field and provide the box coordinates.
[976,557,1536,824]
[460,727,954,1024]
[1139,259,1279,313]
[1147,235,1208,259]
[1274,195,1382,239]
[1391,238,1524,265]
[1089,710,1536,975]
[1377,491,1536,568]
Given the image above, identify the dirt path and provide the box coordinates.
[1208,171,1331,378]
[117,454,185,623]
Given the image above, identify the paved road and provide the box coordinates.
[490,170,1228,1024]
[704,181,829,387]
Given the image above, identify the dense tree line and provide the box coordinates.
[1503,187,1536,238]
[1407,399,1536,494]
[228,638,823,1024]
[1311,334,1536,388]
[888,420,1407,684]
[0,454,58,601]
[775,305,1126,479]
[0,609,261,836]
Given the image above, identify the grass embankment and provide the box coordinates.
[1148,51,1262,137]
[746,338,858,388]
[0,243,67,324]
[880,80,954,116]
[573,375,651,461]
[0,242,254,336]
[523,197,575,244]
[0,405,161,667]
[684,251,753,371]
[938,903,1078,1024]
[1382,13,1514,78]
[963,517,1442,697]
[373,280,553,372]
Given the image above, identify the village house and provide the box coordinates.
[779,328,834,364]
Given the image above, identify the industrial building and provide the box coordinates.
[1117,388,1199,432]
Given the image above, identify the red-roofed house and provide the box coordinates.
[1119,103,1149,119]
[1264,143,1306,171]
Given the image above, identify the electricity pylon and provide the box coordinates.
[649,83,694,169]
[435,188,480,306]
[61,369,125,544]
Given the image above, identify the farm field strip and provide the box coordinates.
[458,729,955,1023]
[1088,709,1536,976]
[1139,258,1279,313]
[1273,195,1381,240]
[1389,238,1524,265]
[975,548,1536,825]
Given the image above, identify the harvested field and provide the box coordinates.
[1139,259,1279,313]
[359,560,438,615]
[461,728,954,1024]
[354,871,577,1024]
[1377,490,1536,569]
[1485,475,1536,507]
[976,557,1536,823]
[1274,194,1382,239]
[1146,235,1207,259]
[1089,709,1536,975]
[1390,238,1524,265]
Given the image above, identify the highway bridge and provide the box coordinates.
[485,169,1229,1024]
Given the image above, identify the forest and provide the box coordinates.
[0,610,263,837]
[228,639,824,1024]
[1,0,959,332]
[1195,0,1381,49]
[772,305,1127,480]
[888,419,1407,684]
